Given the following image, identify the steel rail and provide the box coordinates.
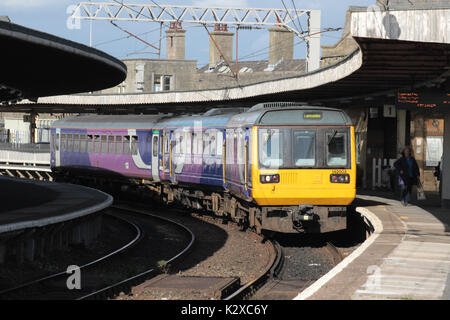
[77,204,195,300]
[0,213,142,296]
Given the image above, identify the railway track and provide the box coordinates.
[253,234,344,300]
[0,206,195,300]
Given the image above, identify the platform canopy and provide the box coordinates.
[0,20,127,104]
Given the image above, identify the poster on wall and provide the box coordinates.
[426,136,443,167]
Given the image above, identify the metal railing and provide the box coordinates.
[0,143,50,166]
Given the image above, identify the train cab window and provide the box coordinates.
[116,136,122,154]
[101,135,107,154]
[55,133,60,151]
[293,130,316,167]
[152,136,159,157]
[80,135,86,153]
[61,134,67,151]
[108,135,114,154]
[326,132,347,167]
[73,134,80,152]
[123,136,131,155]
[131,136,138,155]
[87,135,94,153]
[259,128,283,168]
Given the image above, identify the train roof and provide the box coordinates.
[52,104,352,131]
[228,104,353,127]
[51,114,167,129]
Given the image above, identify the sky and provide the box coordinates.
[0,0,376,67]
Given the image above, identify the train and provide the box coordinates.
[50,102,356,234]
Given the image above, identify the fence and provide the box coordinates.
[0,143,50,166]
[372,158,396,190]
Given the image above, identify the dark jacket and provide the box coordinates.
[394,156,420,185]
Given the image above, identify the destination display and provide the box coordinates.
[396,88,450,111]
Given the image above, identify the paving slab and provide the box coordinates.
[297,193,450,300]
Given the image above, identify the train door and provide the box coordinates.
[151,130,160,182]
[55,128,61,167]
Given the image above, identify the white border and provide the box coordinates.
[293,206,383,300]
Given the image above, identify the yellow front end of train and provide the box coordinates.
[251,126,357,207]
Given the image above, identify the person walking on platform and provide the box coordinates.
[394,146,420,206]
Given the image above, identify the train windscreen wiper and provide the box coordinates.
[328,130,338,145]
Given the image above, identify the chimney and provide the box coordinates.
[268,27,293,66]
[209,24,234,68]
[166,22,186,60]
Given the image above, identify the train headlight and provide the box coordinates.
[260,174,280,184]
[330,174,350,184]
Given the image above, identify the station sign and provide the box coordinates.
[396,88,449,111]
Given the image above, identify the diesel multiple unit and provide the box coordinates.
[50,103,356,234]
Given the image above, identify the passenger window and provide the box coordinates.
[327,132,347,167]
[80,135,86,152]
[116,136,122,154]
[101,135,107,154]
[203,132,210,155]
[293,130,315,167]
[131,136,138,155]
[61,134,67,151]
[210,133,216,155]
[237,130,244,164]
[94,135,101,153]
[55,133,60,151]
[87,135,94,153]
[259,129,282,168]
[216,131,223,156]
[73,134,79,152]
[192,133,197,155]
[108,135,114,154]
[123,136,131,155]
[152,136,159,157]
[185,132,191,155]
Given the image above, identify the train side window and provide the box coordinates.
[203,132,210,155]
[55,133,60,151]
[108,135,114,154]
[192,132,197,154]
[123,136,131,155]
[116,136,122,154]
[61,134,66,151]
[216,131,223,156]
[152,135,159,157]
[131,136,138,155]
[101,135,107,154]
[80,135,86,152]
[87,135,93,153]
[94,135,100,153]
[210,132,216,155]
[237,130,244,164]
[73,134,80,152]
[185,132,191,155]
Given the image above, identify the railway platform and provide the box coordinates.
[0,176,113,264]
[296,191,450,300]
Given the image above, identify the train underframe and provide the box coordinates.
[54,169,348,234]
